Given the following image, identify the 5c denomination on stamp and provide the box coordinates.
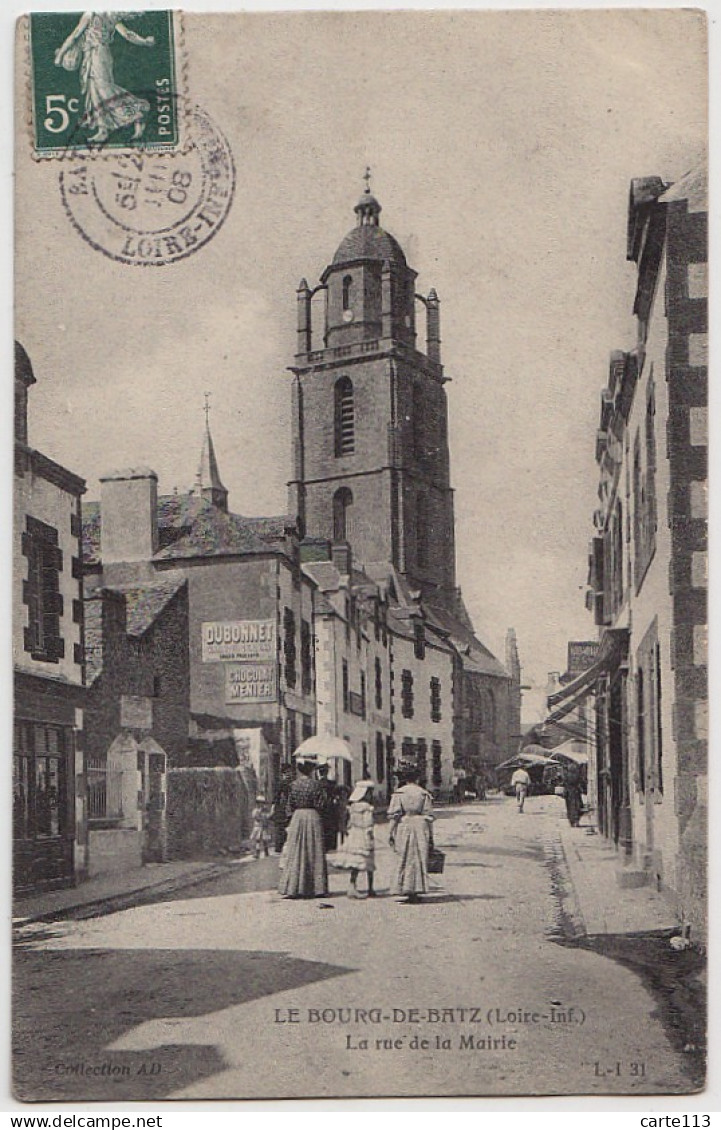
[29,11,180,155]
[59,104,235,267]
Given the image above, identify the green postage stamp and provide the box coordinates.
[29,11,179,154]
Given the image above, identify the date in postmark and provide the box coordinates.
[29,11,180,155]
[59,102,236,267]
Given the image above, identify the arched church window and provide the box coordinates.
[334,376,355,456]
[333,487,353,542]
[342,275,353,312]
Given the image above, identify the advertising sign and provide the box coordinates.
[225,662,277,704]
[202,619,276,663]
[567,640,600,676]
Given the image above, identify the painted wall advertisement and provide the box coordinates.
[225,662,277,704]
[202,620,278,704]
[202,619,276,663]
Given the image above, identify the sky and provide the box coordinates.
[14,8,707,723]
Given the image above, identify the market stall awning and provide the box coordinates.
[496,750,554,772]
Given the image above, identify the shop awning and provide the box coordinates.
[546,628,629,721]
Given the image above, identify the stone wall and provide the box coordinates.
[165,766,252,859]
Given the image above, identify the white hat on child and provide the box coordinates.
[349,780,374,803]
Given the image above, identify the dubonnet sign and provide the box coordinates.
[202,619,276,663]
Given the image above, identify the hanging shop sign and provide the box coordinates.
[225,662,278,705]
[202,619,276,663]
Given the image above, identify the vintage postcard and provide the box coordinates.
[12,8,708,1102]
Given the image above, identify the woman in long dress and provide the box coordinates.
[388,767,434,903]
[278,759,329,899]
[54,13,155,143]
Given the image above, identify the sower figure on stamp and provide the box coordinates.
[54,13,155,143]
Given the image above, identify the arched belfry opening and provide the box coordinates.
[333,486,353,543]
[334,376,355,456]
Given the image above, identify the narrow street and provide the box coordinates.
[13,796,695,1101]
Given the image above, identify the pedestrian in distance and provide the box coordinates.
[388,765,434,903]
[511,766,531,812]
[249,794,272,859]
[563,762,584,828]
[278,757,329,899]
[334,780,376,898]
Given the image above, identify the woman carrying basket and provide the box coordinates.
[388,766,435,903]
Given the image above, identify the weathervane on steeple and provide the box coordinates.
[363,165,372,194]
[204,391,212,427]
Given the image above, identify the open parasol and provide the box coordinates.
[293,734,353,764]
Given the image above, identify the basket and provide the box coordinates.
[428,847,445,874]
[60,42,82,71]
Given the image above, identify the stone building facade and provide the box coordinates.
[550,161,707,935]
[82,435,317,803]
[13,343,88,893]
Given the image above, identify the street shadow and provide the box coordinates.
[13,946,354,1101]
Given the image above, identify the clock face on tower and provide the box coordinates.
[342,309,354,323]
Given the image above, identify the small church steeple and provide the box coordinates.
[197,393,228,512]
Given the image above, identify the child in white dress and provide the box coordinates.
[334,780,376,898]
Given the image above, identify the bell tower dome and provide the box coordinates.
[321,174,418,349]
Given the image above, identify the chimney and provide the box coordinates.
[99,467,159,575]
[331,540,352,577]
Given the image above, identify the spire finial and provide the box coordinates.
[204,391,211,427]
[363,165,372,194]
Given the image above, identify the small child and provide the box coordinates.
[334,780,376,898]
[250,795,272,859]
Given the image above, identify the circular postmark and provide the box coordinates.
[58,102,235,266]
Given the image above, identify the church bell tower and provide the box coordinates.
[289,177,456,605]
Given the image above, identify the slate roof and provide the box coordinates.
[83,574,186,684]
[111,573,187,637]
[425,600,509,679]
[153,508,270,561]
[82,493,296,566]
[332,224,407,268]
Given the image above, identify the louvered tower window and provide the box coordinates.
[335,376,355,456]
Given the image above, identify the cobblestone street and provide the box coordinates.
[13,797,697,1101]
